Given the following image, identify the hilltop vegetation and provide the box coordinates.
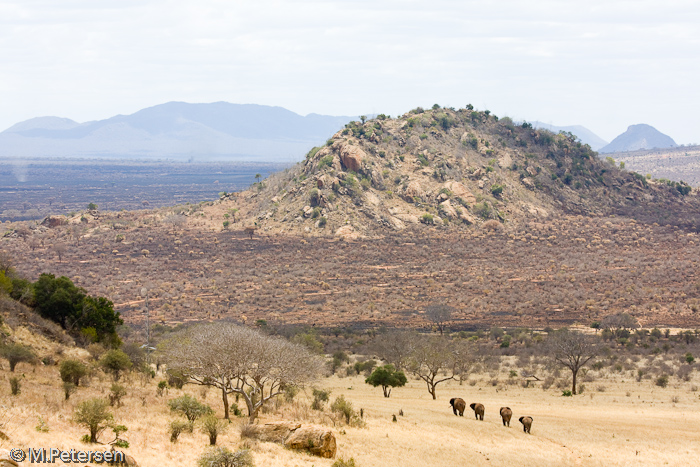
[220,105,699,238]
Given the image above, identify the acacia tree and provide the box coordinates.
[408,335,455,399]
[365,364,407,397]
[372,330,417,371]
[548,329,599,395]
[600,313,639,338]
[425,305,453,336]
[163,323,320,421]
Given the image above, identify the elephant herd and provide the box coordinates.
[449,398,533,434]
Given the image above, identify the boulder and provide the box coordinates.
[337,143,366,172]
[438,201,458,220]
[456,206,475,225]
[387,216,406,231]
[40,216,67,228]
[443,181,476,204]
[335,225,360,239]
[284,425,337,459]
[251,421,302,443]
[403,181,424,201]
[395,213,420,224]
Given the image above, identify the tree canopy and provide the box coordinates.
[162,323,321,421]
[365,364,407,397]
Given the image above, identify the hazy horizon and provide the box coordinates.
[2,1,699,144]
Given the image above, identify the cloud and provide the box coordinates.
[1,0,699,142]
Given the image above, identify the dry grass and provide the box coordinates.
[0,362,698,466]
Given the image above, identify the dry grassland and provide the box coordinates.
[1,361,699,467]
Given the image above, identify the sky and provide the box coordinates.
[1,0,699,144]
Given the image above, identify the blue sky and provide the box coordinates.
[2,0,699,143]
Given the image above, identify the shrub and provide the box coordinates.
[199,414,228,446]
[156,380,169,397]
[490,185,504,197]
[167,369,187,389]
[197,448,253,467]
[169,419,190,443]
[312,388,331,410]
[168,394,213,422]
[109,384,127,407]
[421,213,434,225]
[63,381,77,400]
[331,395,355,424]
[99,349,132,381]
[318,216,327,228]
[655,375,669,388]
[9,376,21,395]
[561,390,572,397]
[60,359,88,386]
[0,343,36,372]
[332,457,357,467]
[73,398,113,443]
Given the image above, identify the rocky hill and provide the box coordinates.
[213,106,699,238]
[600,123,677,153]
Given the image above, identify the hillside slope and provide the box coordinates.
[217,107,698,237]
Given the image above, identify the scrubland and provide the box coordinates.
[1,346,699,467]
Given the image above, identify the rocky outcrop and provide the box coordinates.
[40,216,67,228]
[337,142,366,172]
[284,425,337,458]
[403,180,424,201]
[443,181,475,204]
[247,422,336,458]
[0,449,17,467]
[249,421,302,443]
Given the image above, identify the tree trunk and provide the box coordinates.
[572,368,578,395]
[222,388,230,420]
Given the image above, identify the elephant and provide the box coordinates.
[449,398,466,416]
[500,407,512,427]
[469,403,485,420]
[519,416,533,434]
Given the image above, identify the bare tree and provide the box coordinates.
[408,335,455,399]
[547,329,599,395]
[372,330,418,371]
[162,323,321,421]
[451,339,478,385]
[425,304,453,335]
[600,313,639,337]
[53,243,67,263]
[0,250,13,275]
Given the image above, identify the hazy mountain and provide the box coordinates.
[599,124,676,154]
[0,102,357,162]
[531,122,608,151]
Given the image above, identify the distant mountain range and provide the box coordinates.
[599,124,677,153]
[0,102,357,162]
[531,122,608,151]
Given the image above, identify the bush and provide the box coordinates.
[73,398,113,443]
[312,388,331,410]
[60,359,88,386]
[198,448,253,467]
[331,395,355,424]
[156,380,169,397]
[561,390,572,397]
[169,419,190,443]
[99,349,132,381]
[168,394,213,422]
[199,414,228,445]
[63,381,77,400]
[167,369,187,389]
[109,384,127,407]
[332,457,357,467]
[656,375,669,388]
[421,213,434,225]
[490,185,504,197]
[9,376,21,395]
[0,343,36,372]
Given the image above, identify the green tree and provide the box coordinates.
[168,394,213,423]
[73,398,113,443]
[59,359,88,386]
[87,203,98,211]
[0,343,35,372]
[99,349,133,381]
[33,274,85,328]
[365,365,407,397]
[254,174,262,184]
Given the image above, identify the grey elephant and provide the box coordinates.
[519,416,533,433]
[469,403,485,420]
[500,407,512,427]
[449,398,466,416]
